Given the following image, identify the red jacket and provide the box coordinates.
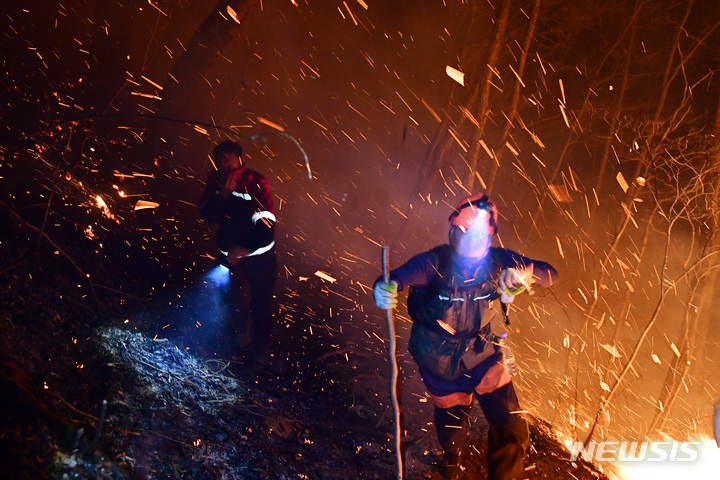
[198,167,275,257]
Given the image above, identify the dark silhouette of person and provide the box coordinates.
[199,141,277,365]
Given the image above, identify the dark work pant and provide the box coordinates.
[229,251,277,350]
[476,382,530,480]
[435,404,471,464]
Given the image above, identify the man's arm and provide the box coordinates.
[251,175,275,216]
[528,259,558,287]
[375,250,440,292]
[373,250,441,309]
[373,252,438,310]
[498,249,559,288]
[245,175,276,256]
[198,171,227,223]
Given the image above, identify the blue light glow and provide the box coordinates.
[206,264,230,291]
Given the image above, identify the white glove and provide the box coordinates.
[374,280,398,310]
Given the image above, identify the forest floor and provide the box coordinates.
[0,221,609,480]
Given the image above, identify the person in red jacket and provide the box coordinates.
[199,141,277,365]
[374,194,558,480]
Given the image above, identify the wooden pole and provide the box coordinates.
[382,246,403,480]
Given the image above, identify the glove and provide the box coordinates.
[374,280,398,310]
[498,267,533,303]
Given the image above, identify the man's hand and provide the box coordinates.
[227,246,250,265]
[498,266,535,297]
[220,175,237,199]
[374,281,398,310]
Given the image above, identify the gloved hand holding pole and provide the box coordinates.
[382,246,403,480]
[374,279,398,309]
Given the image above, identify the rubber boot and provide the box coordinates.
[477,383,530,480]
[434,404,471,479]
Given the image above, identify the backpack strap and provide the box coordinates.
[425,244,452,297]
[407,245,450,328]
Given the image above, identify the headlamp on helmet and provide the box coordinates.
[448,194,498,235]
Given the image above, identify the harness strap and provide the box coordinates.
[409,245,503,338]
[423,321,482,339]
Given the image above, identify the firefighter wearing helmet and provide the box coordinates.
[373,194,558,479]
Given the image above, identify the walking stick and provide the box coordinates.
[382,246,403,480]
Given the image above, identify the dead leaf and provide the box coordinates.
[263,412,295,439]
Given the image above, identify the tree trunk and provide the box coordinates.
[466,0,514,191]
[157,0,258,121]
[486,0,540,194]
[590,0,641,216]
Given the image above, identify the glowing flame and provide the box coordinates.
[226,5,241,24]
[95,195,116,221]
[257,116,285,132]
[446,65,465,86]
[84,225,97,240]
[134,200,160,211]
